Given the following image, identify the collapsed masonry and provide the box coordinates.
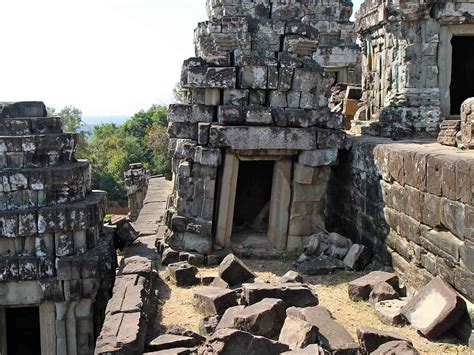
[165,0,361,254]
[0,102,115,355]
[354,0,474,140]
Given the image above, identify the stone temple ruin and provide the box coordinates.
[166,0,361,255]
[0,102,115,354]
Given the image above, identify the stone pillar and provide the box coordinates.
[215,152,239,248]
[39,303,57,355]
[56,303,68,355]
[124,163,150,222]
[75,299,94,355]
[268,159,292,251]
[461,98,474,149]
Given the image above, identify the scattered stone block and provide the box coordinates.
[280,344,327,354]
[199,328,290,355]
[400,276,467,339]
[371,340,420,355]
[144,348,192,355]
[280,270,303,283]
[115,220,139,250]
[369,282,399,306]
[279,314,319,350]
[374,299,408,326]
[193,287,238,315]
[286,306,359,353]
[218,254,256,287]
[348,271,399,301]
[162,248,180,266]
[242,282,318,307]
[147,334,199,352]
[357,327,413,354]
[167,262,199,287]
[297,256,345,275]
[210,277,230,289]
[216,305,246,330]
[233,298,286,338]
[343,244,371,271]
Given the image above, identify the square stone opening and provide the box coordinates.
[450,36,474,115]
[232,160,274,247]
[1,306,41,355]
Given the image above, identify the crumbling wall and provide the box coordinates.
[328,135,474,301]
[0,101,115,355]
[165,0,360,254]
[355,0,474,138]
[124,163,150,222]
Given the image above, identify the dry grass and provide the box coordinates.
[156,259,471,355]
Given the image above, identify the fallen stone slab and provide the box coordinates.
[233,298,286,338]
[162,248,180,266]
[281,344,327,354]
[166,325,206,344]
[348,271,399,301]
[371,340,420,355]
[144,348,193,355]
[343,244,371,271]
[147,334,199,352]
[216,305,245,330]
[279,314,319,350]
[374,299,408,326]
[369,281,399,306]
[357,327,412,354]
[400,276,467,339]
[242,282,318,307]
[193,287,238,315]
[286,306,359,354]
[121,255,152,277]
[280,270,304,283]
[210,277,230,289]
[218,254,256,287]
[116,219,139,250]
[167,262,199,287]
[198,328,290,355]
[297,256,345,275]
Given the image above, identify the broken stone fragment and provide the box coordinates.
[297,255,345,276]
[198,328,290,355]
[280,344,327,354]
[400,276,467,339]
[278,313,319,350]
[193,287,238,315]
[374,299,408,326]
[199,314,221,335]
[369,281,399,306]
[147,334,199,352]
[218,254,256,287]
[371,340,420,355]
[343,244,372,271]
[232,298,287,338]
[144,347,192,355]
[348,271,399,301]
[162,248,180,266]
[286,306,359,354]
[357,327,413,354]
[115,220,139,250]
[280,270,304,283]
[242,282,318,307]
[216,305,246,330]
[0,101,47,118]
[167,262,199,287]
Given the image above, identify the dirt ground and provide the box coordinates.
[155,259,471,355]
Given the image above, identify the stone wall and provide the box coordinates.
[0,102,115,355]
[124,163,150,222]
[328,135,474,301]
[354,0,474,138]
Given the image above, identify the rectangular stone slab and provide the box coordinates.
[208,125,317,150]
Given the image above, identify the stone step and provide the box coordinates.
[0,116,63,136]
[0,133,78,169]
[0,161,92,211]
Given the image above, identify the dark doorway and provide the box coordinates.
[450,36,474,115]
[6,307,41,355]
[233,161,274,235]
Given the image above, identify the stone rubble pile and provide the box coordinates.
[145,254,421,355]
[0,101,115,355]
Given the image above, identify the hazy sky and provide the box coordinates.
[0,0,362,119]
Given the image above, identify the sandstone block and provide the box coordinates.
[348,271,399,301]
[0,101,47,118]
[239,66,268,89]
[246,107,272,126]
[400,276,467,339]
[147,334,199,352]
[297,256,345,275]
[278,314,319,350]
[280,344,327,354]
[167,262,199,287]
[218,254,256,287]
[357,327,413,354]
[280,270,303,283]
[294,164,314,185]
[242,282,318,307]
[374,299,408,326]
[343,244,371,271]
[200,315,220,335]
[371,340,420,355]
[193,287,238,315]
[216,305,245,330]
[369,282,399,306]
[298,149,338,167]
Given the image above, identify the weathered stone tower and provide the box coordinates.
[0,102,114,355]
[165,0,360,254]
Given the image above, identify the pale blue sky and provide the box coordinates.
[0,0,362,118]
